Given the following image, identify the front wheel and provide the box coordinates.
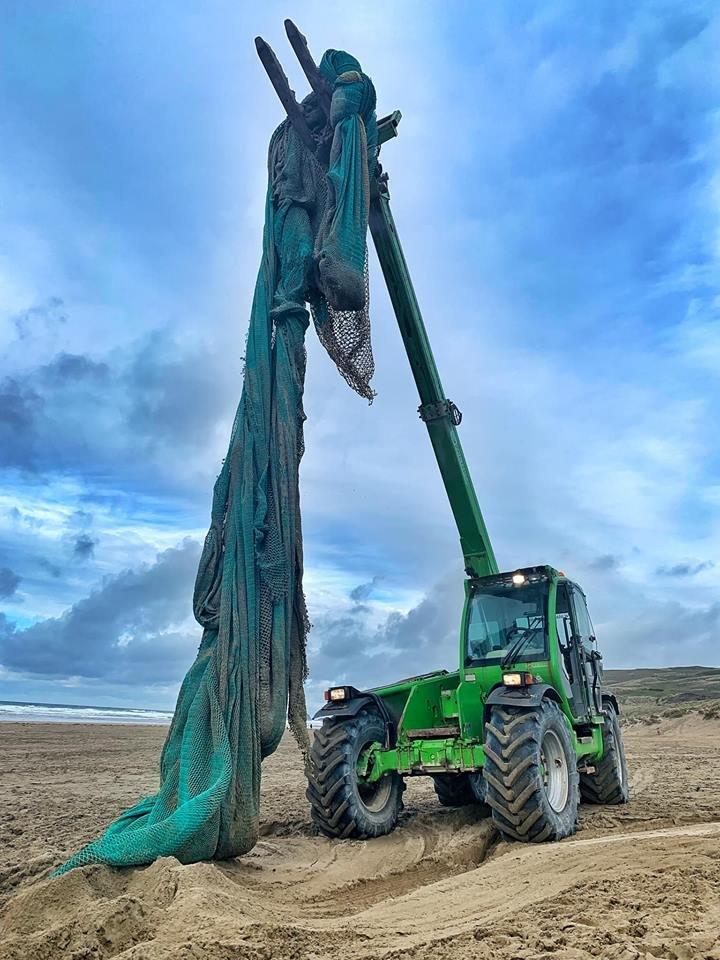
[483,699,579,842]
[305,708,403,839]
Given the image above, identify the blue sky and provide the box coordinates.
[0,1,718,710]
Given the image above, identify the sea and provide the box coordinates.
[0,699,173,725]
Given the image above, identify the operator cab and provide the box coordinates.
[464,565,604,720]
[465,566,553,667]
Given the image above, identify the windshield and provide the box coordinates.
[465,581,548,665]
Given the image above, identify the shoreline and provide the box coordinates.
[0,718,172,726]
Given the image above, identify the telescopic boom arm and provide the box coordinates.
[256,23,499,579]
[368,177,498,578]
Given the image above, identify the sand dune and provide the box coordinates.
[2,716,720,959]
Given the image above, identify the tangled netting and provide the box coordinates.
[54,50,377,876]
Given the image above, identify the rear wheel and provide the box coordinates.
[306,708,403,839]
[433,772,490,814]
[580,702,629,805]
[483,699,579,842]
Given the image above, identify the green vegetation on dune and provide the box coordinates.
[604,666,720,722]
[605,665,720,699]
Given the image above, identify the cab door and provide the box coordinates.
[554,582,591,720]
[570,586,603,714]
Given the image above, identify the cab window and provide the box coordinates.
[555,584,573,647]
[466,581,547,665]
[572,589,595,649]
[555,583,574,682]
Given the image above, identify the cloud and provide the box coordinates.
[608,599,720,668]
[0,377,43,470]
[37,557,62,579]
[40,352,109,388]
[65,510,98,560]
[0,567,21,599]
[308,571,463,703]
[12,298,67,341]
[349,576,383,603]
[0,539,201,684]
[72,533,97,560]
[656,561,715,578]
[589,555,621,572]
[0,329,239,495]
[2,2,720,709]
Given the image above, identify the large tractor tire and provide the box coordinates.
[432,772,491,815]
[483,699,579,842]
[306,708,404,840]
[580,702,629,805]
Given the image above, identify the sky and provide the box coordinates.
[0,1,718,711]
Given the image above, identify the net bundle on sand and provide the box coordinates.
[55,50,377,876]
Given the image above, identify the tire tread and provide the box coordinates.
[483,699,579,843]
[305,709,403,839]
[580,704,629,805]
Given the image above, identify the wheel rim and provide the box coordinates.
[357,740,393,813]
[358,775,393,812]
[540,729,569,812]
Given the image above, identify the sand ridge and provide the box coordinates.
[1,717,720,959]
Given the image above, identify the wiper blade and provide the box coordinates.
[500,618,543,669]
[500,631,533,669]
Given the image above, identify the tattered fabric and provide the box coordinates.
[55,52,377,875]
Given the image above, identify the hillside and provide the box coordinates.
[604,665,720,721]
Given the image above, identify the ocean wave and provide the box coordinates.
[0,700,173,724]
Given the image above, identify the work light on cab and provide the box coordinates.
[502,671,535,687]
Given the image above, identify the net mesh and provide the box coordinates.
[310,254,375,402]
[53,50,377,876]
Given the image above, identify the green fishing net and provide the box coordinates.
[54,52,377,875]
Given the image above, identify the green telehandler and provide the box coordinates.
[258,22,629,846]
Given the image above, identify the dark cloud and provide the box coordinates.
[0,539,201,684]
[656,561,714,578]
[39,353,109,387]
[37,557,62,579]
[381,595,447,653]
[12,298,67,340]
[613,601,720,667]
[310,573,463,705]
[0,329,238,492]
[0,567,21,599]
[68,509,93,529]
[123,329,239,458]
[349,576,383,603]
[589,555,621,572]
[66,510,97,560]
[0,378,44,469]
[72,533,97,560]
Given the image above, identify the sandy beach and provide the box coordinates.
[2,716,720,959]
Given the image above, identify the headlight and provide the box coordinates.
[324,686,348,701]
[512,573,526,585]
[502,672,535,687]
